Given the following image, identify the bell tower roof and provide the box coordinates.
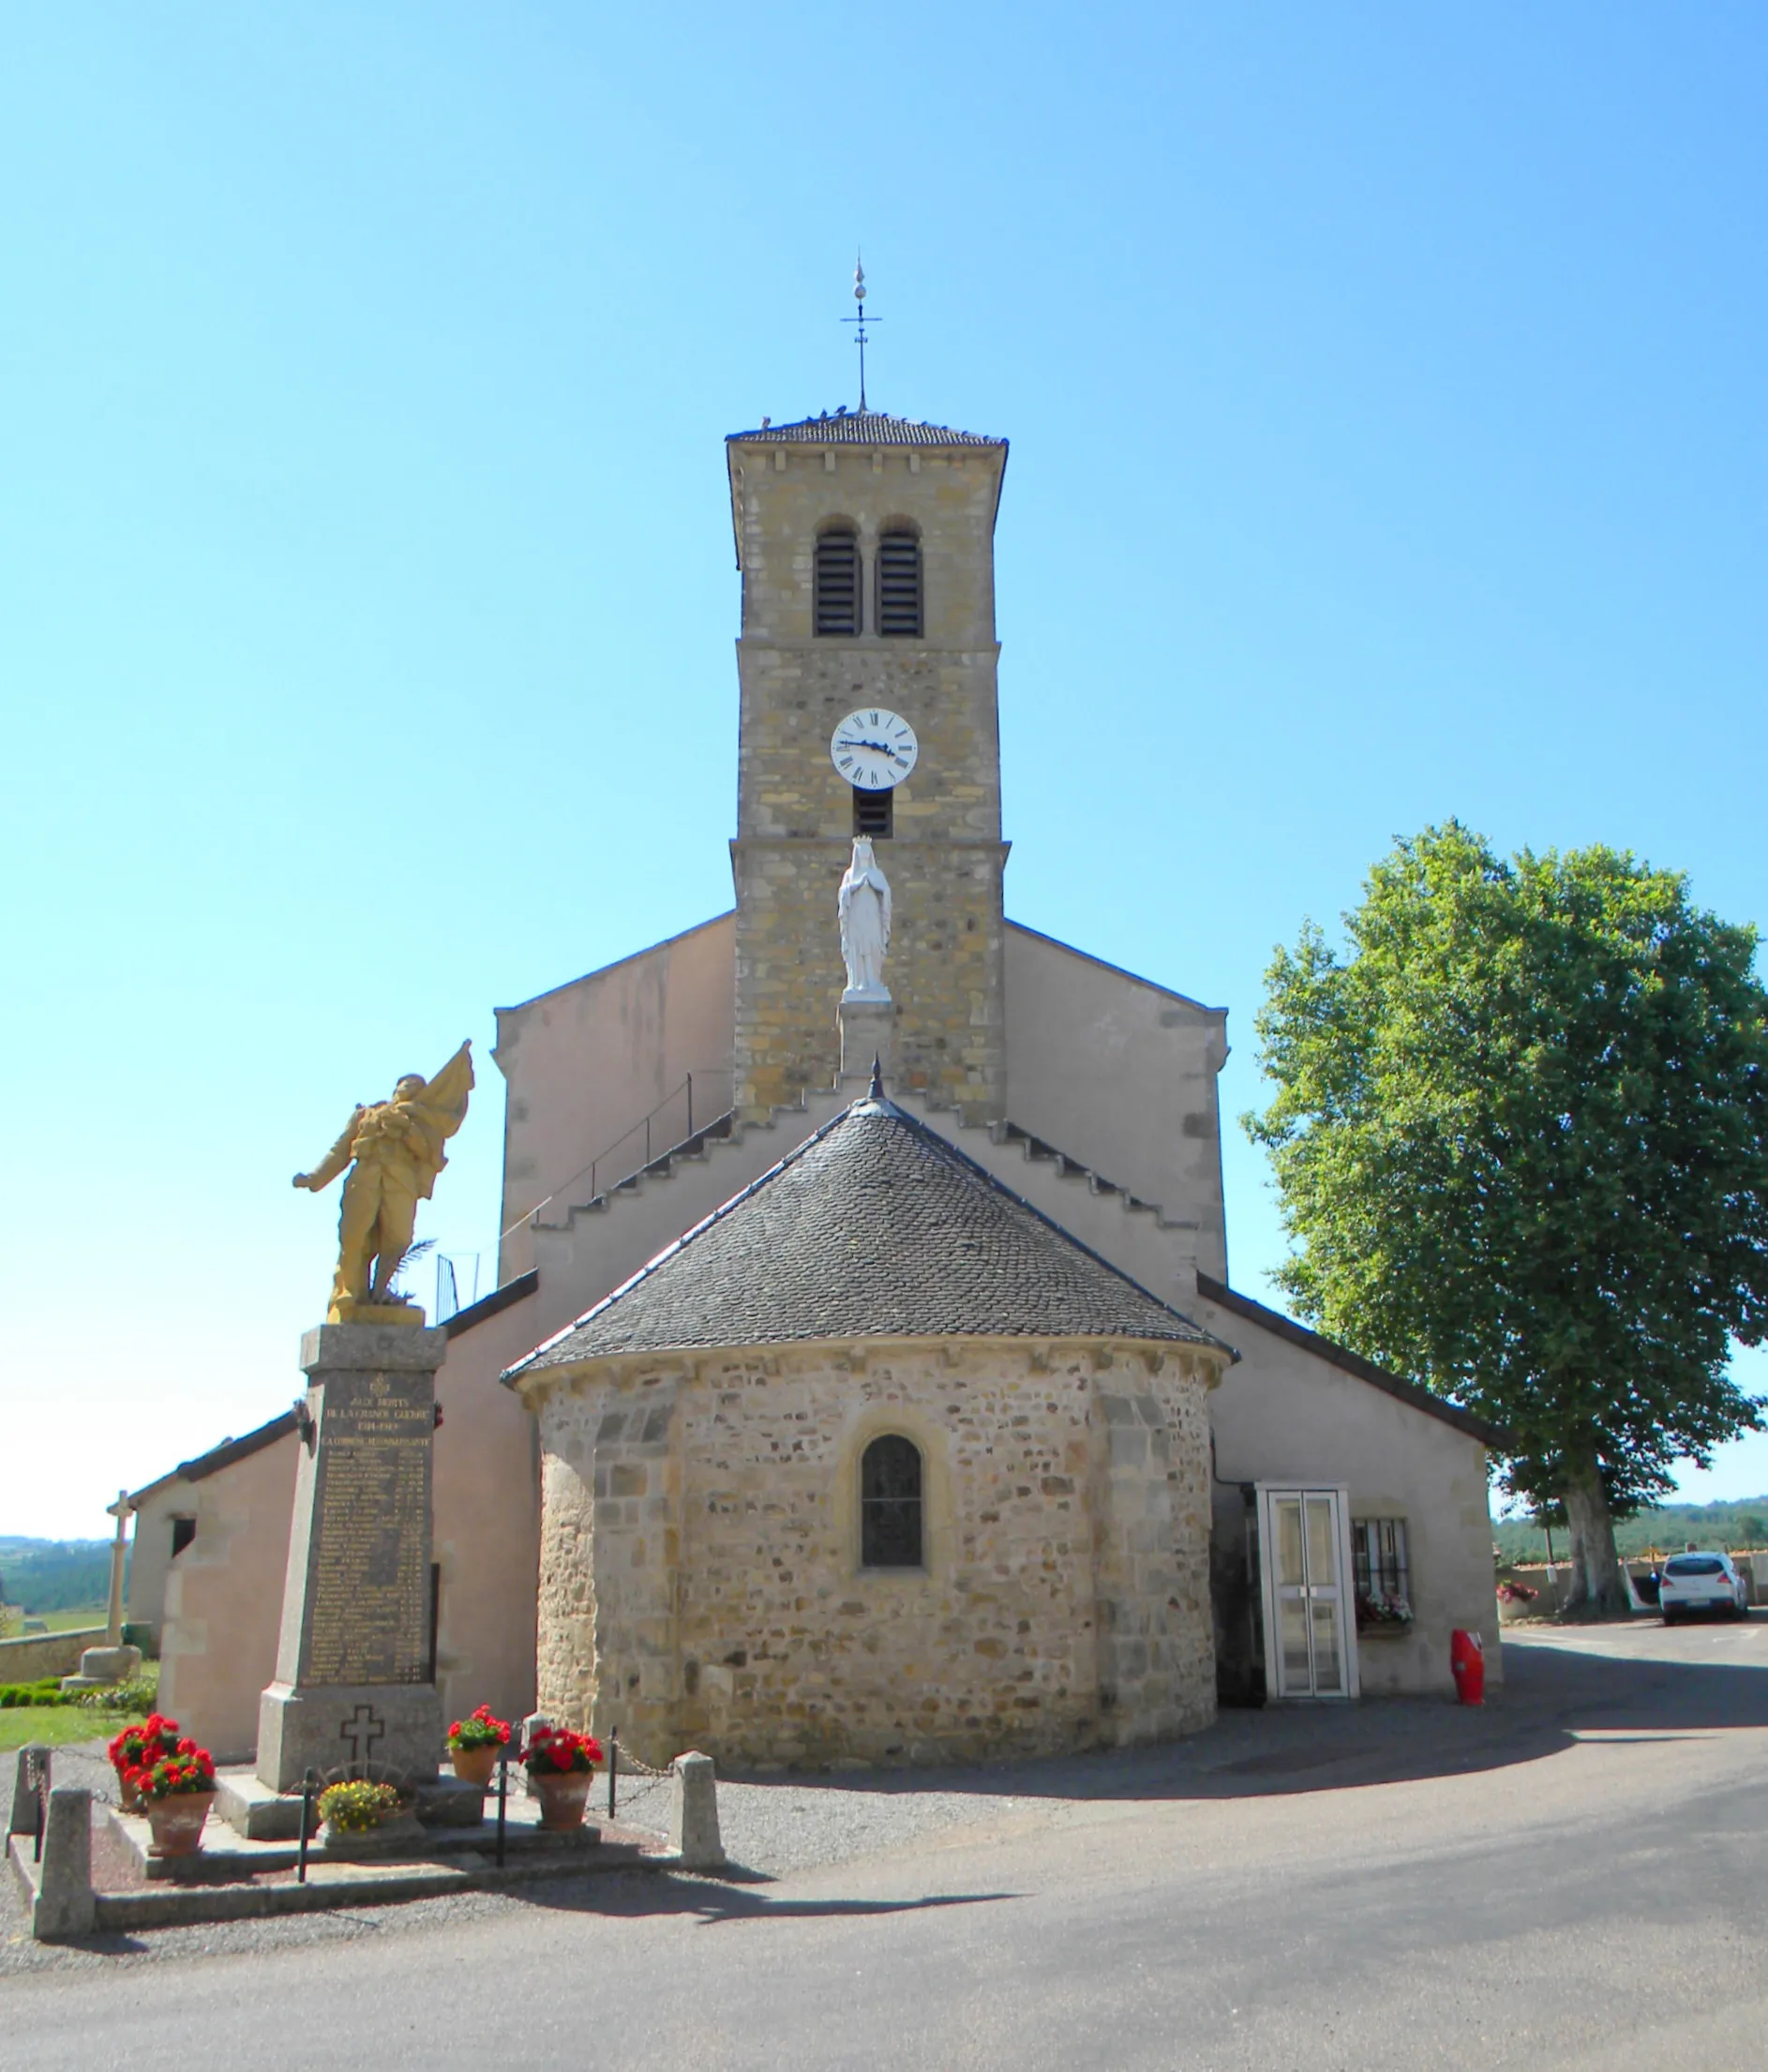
[727,409,1004,448]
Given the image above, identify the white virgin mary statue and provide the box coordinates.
[838,837,892,1002]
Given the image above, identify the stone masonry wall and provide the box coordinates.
[530,1336,1220,1769]
[727,438,1010,1125]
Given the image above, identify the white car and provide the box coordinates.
[1658,1551,1750,1623]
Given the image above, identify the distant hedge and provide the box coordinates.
[0,1680,75,1709]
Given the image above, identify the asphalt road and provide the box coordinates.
[5,1616,1766,2071]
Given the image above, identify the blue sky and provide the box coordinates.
[3,4,1764,1536]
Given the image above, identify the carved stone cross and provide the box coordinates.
[339,1704,385,1767]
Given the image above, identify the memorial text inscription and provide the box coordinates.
[304,1375,431,1686]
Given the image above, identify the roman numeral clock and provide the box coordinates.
[831,708,919,790]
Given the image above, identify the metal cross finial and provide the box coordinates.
[841,253,879,413]
[869,1054,885,1101]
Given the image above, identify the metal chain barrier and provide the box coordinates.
[24,1749,50,1864]
[604,1729,673,1824]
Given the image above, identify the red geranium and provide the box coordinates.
[109,1713,182,1775]
[137,1745,217,1801]
[446,1704,512,1752]
[521,1725,603,1776]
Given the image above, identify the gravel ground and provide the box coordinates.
[3,1689,1527,1974]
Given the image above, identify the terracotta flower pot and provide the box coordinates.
[532,1769,592,1831]
[146,1791,216,1857]
[115,1769,143,1813]
[450,1744,499,1789]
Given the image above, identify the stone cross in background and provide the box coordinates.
[103,1489,131,1646]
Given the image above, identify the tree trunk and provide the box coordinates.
[1560,1453,1631,1618]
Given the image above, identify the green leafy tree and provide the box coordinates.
[1248,823,1768,1615]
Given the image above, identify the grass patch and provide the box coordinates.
[0,1705,131,1751]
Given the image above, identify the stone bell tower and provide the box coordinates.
[725,409,1010,1123]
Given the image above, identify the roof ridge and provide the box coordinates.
[504,1093,1227,1381]
[862,1100,1218,1338]
[504,1102,859,1378]
[727,411,1004,447]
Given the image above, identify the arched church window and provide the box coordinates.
[876,529,922,637]
[861,1434,923,1568]
[815,527,861,635]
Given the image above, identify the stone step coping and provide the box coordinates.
[110,1801,652,1881]
[557,1082,1173,1242]
[13,1826,683,1937]
[216,1766,485,1840]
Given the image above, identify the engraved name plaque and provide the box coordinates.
[303,1375,432,1686]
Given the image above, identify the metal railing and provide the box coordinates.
[502,1068,735,1239]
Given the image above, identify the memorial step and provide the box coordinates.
[215,1767,483,1840]
[110,1795,659,1882]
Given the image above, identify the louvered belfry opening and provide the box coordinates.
[877,530,922,637]
[852,786,892,838]
[815,528,861,635]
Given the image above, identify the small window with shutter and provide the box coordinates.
[815,527,861,635]
[852,786,892,838]
[877,530,922,637]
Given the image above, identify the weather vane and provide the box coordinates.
[841,254,878,413]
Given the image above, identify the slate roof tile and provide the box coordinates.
[727,410,1003,447]
[506,1097,1221,1375]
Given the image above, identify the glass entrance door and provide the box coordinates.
[1260,1487,1356,1700]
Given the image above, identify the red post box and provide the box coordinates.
[1449,1628,1485,1705]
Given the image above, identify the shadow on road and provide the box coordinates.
[712,1618,1768,1808]
[513,1875,1019,1927]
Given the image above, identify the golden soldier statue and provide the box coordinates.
[293,1041,474,1321]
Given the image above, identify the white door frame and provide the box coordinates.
[1255,1483,1361,1701]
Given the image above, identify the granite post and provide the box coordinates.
[9,1745,48,1837]
[33,1787,95,1941]
[257,1321,448,1792]
[667,1751,726,1870]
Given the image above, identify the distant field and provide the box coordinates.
[34,1606,108,1633]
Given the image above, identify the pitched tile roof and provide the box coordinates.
[727,410,1004,447]
[505,1096,1222,1376]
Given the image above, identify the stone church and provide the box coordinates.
[130,405,1503,1768]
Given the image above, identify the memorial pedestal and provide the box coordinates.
[257,1322,447,1793]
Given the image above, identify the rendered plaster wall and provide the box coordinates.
[529,1336,1219,1768]
[127,1482,196,1650]
[123,1294,548,1762]
[1004,923,1230,1278]
[494,914,736,1283]
[727,437,1010,1124]
[430,1293,549,1730]
[157,1434,300,1764]
[1196,1291,1503,1700]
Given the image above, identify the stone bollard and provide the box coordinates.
[668,1751,726,1870]
[33,1787,96,1941]
[521,1714,551,1799]
[9,1744,50,1837]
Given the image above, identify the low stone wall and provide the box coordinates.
[0,1628,106,1684]
[1497,1557,1761,1621]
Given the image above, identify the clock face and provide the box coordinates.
[831,708,919,791]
